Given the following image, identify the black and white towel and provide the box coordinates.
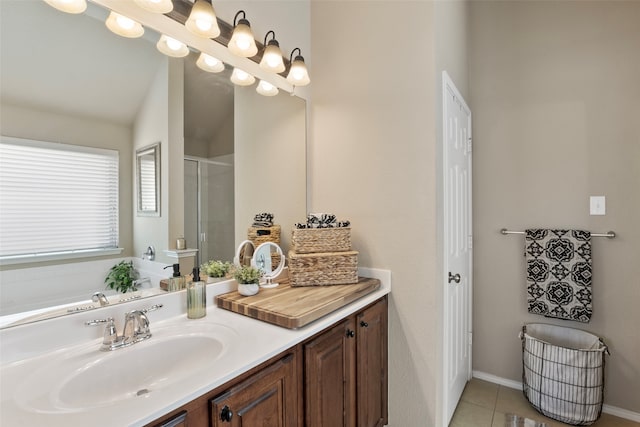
[252,212,274,227]
[525,229,592,323]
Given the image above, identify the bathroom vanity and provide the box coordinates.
[0,269,390,427]
[149,296,387,427]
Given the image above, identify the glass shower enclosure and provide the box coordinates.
[184,156,234,267]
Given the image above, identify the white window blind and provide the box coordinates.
[0,136,119,261]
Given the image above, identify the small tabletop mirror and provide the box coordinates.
[252,242,285,288]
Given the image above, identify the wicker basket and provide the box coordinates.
[288,250,358,286]
[291,227,351,253]
[248,225,281,247]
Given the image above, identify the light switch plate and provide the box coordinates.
[590,196,606,215]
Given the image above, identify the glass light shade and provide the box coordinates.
[105,12,144,38]
[228,21,258,57]
[156,35,189,58]
[43,0,87,14]
[286,56,310,86]
[230,68,255,86]
[133,0,173,14]
[259,42,285,73]
[196,53,224,73]
[185,0,220,39]
[256,80,279,97]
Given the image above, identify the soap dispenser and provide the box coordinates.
[187,267,206,319]
[163,263,185,292]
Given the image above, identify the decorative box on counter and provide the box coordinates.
[291,227,352,253]
[288,250,359,286]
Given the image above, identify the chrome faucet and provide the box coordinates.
[122,310,151,342]
[142,246,155,261]
[85,304,163,351]
[91,292,110,307]
[132,277,151,287]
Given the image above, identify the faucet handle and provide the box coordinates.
[85,317,119,347]
[141,304,163,314]
[85,317,114,326]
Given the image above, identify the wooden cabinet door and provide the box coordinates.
[151,410,188,427]
[304,318,356,427]
[210,353,298,427]
[356,298,388,427]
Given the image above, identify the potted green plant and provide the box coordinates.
[200,260,232,283]
[104,260,137,293]
[233,265,263,296]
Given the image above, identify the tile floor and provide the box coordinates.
[449,379,640,427]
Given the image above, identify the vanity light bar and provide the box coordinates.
[47,0,310,92]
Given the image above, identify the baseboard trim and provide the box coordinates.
[472,370,640,423]
[472,370,521,390]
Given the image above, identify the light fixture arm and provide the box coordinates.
[289,47,302,63]
[233,10,247,27]
[264,30,276,46]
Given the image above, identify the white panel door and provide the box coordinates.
[442,71,473,425]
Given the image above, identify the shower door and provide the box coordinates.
[184,157,234,266]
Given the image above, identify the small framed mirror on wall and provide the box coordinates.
[136,142,160,217]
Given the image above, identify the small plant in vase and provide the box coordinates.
[233,265,263,296]
[104,260,137,293]
[201,260,232,282]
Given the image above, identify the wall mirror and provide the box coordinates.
[0,0,307,328]
[136,143,161,216]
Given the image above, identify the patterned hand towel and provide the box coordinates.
[525,229,592,323]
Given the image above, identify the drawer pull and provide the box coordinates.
[220,405,233,422]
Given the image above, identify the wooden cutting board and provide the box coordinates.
[215,277,380,329]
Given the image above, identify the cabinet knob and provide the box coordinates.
[346,329,355,338]
[220,405,233,422]
[360,321,369,328]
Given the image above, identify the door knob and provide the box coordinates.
[448,272,461,284]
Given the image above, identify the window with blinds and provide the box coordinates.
[0,136,119,262]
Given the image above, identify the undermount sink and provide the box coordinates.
[12,322,237,413]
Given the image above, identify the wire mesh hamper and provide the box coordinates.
[520,323,609,425]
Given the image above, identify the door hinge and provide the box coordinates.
[467,137,472,152]
[468,235,473,249]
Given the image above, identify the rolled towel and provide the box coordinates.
[298,214,350,229]
[252,212,274,227]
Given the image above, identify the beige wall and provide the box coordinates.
[310,2,441,425]
[167,58,186,254]
[470,0,640,412]
[133,59,170,264]
[234,86,307,253]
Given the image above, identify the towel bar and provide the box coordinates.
[500,228,615,239]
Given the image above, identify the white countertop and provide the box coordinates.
[0,268,390,427]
